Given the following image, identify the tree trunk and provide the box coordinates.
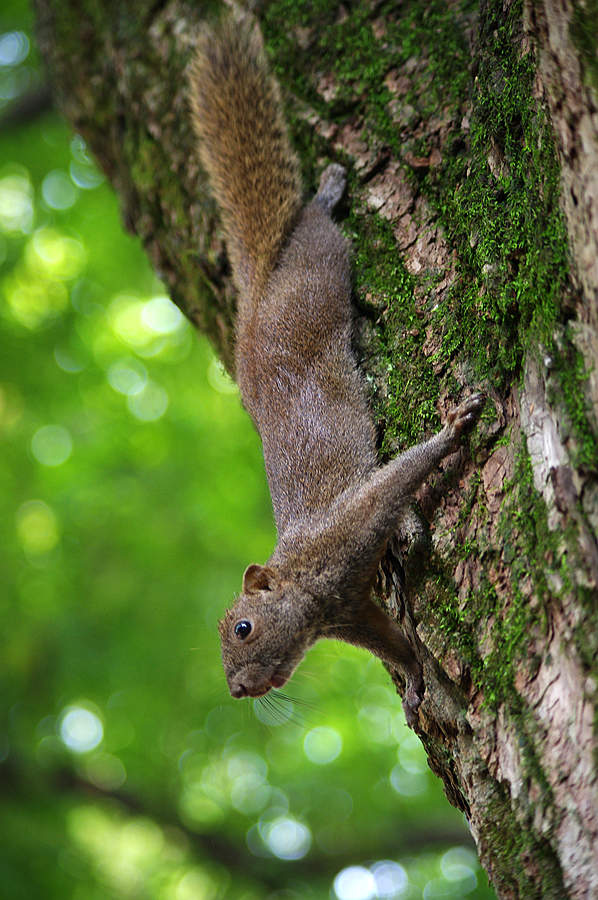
[33,0,598,897]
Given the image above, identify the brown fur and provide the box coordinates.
[189,16,483,725]
[189,18,301,303]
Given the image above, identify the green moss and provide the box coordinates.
[346,214,442,451]
[550,341,598,470]
[431,442,559,707]
[425,7,567,383]
[480,785,567,898]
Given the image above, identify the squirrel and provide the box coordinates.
[189,15,483,724]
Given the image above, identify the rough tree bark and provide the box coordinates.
[33,0,598,897]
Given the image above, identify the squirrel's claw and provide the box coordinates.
[445,392,485,448]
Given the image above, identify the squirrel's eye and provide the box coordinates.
[234,620,252,640]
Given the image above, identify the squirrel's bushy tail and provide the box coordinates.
[189,18,302,298]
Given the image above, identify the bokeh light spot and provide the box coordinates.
[228,751,270,815]
[178,785,226,829]
[28,228,86,280]
[107,359,148,396]
[303,726,342,764]
[333,865,376,900]
[398,731,429,774]
[69,159,104,190]
[6,276,68,329]
[390,763,428,797]
[0,172,33,233]
[54,344,85,373]
[69,136,104,189]
[260,816,311,860]
[16,499,60,555]
[107,293,190,360]
[127,381,169,422]
[42,170,78,210]
[109,295,148,345]
[175,868,218,900]
[0,31,29,66]
[0,66,31,102]
[141,295,184,334]
[227,751,267,781]
[423,872,477,898]
[59,705,103,753]
[84,752,127,791]
[440,847,478,891]
[358,702,393,743]
[31,424,73,467]
[0,383,23,430]
[371,860,409,897]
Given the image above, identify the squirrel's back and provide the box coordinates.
[189,18,302,300]
[189,16,376,532]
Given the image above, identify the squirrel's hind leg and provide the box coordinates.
[314,163,346,212]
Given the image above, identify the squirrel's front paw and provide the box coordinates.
[446,392,484,446]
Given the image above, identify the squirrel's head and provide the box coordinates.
[219,563,319,699]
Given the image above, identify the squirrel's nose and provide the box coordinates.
[231,682,247,698]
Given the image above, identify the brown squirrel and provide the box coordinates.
[189,16,483,723]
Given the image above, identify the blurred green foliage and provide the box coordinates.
[0,2,495,898]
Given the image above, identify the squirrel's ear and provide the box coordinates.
[243,564,277,594]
